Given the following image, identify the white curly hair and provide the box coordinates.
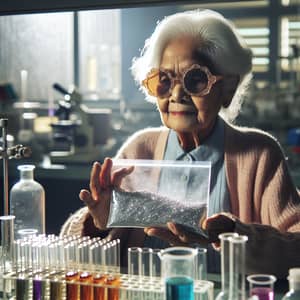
[131,9,253,122]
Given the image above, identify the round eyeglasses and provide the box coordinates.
[142,64,222,98]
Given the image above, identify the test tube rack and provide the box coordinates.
[0,234,214,300]
[1,271,214,300]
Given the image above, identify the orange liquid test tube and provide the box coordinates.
[106,275,120,300]
[93,273,107,300]
[66,271,80,300]
[80,272,94,300]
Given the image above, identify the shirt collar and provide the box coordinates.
[166,116,225,163]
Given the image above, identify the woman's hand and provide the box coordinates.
[144,222,209,246]
[144,212,236,247]
[79,157,134,230]
[203,213,236,246]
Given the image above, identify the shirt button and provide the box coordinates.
[182,174,188,181]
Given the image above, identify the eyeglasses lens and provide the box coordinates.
[184,68,208,94]
[146,70,171,97]
[145,67,209,97]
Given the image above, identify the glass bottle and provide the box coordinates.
[10,165,45,239]
[282,268,300,300]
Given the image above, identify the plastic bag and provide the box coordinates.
[107,159,211,236]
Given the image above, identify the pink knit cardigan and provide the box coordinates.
[61,121,300,278]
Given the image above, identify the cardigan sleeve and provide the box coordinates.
[235,219,300,278]
[225,123,300,278]
[255,140,300,232]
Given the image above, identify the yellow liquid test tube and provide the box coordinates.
[93,273,107,300]
[65,270,80,300]
[80,271,93,300]
[106,275,120,300]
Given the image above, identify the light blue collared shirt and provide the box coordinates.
[144,117,230,272]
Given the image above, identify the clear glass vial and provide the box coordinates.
[10,165,45,239]
[282,268,300,300]
[215,232,239,300]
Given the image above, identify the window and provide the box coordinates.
[234,18,270,73]
[0,9,121,102]
[0,13,73,101]
[281,15,300,72]
[79,9,121,100]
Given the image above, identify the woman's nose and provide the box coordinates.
[169,82,186,102]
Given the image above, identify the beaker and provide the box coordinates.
[159,246,197,300]
[247,274,276,300]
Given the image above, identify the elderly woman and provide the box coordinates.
[61,9,300,278]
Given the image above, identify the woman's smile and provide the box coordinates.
[169,111,195,116]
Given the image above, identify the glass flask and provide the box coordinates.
[159,246,197,300]
[282,268,300,300]
[10,165,45,239]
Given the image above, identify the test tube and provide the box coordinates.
[50,277,64,300]
[151,249,162,278]
[0,215,15,300]
[127,247,142,300]
[215,232,239,300]
[108,239,120,269]
[0,215,15,272]
[141,248,154,300]
[15,274,30,300]
[32,240,48,300]
[65,270,80,300]
[79,271,93,300]
[33,275,47,300]
[128,247,142,275]
[141,247,153,277]
[93,273,106,300]
[228,235,248,300]
[115,239,120,268]
[101,243,109,271]
[195,247,207,280]
[78,241,91,266]
[106,275,120,300]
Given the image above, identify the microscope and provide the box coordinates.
[50,84,112,164]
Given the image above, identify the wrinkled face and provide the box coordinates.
[156,35,224,134]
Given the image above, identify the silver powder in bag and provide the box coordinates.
[107,189,208,237]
